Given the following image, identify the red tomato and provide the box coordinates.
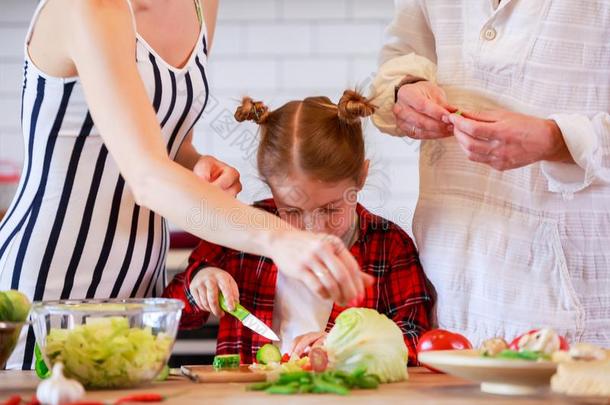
[280,353,291,363]
[301,363,313,371]
[417,329,473,373]
[508,329,570,351]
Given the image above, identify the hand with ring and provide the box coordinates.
[393,80,457,139]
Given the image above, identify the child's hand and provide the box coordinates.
[290,331,328,357]
[193,155,242,197]
[189,267,239,317]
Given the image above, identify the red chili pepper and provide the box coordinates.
[114,393,165,405]
[2,395,22,405]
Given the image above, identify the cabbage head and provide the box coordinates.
[325,308,408,383]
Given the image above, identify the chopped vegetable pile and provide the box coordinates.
[45,317,172,388]
[247,367,380,395]
[479,329,568,362]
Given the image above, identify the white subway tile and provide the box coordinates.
[350,0,395,20]
[281,0,348,20]
[0,62,24,94]
[218,0,278,22]
[280,58,349,90]
[0,98,21,129]
[349,56,378,89]
[0,27,28,59]
[209,24,243,56]
[208,58,278,91]
[0,0,37,23]
[244,23,312,55]
[314,23,384,55]
[0,131,24,162]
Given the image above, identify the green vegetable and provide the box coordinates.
[267,383,299,395]
[256,344,281,365]
[44,317,172,388]
[155,364,170,381]
[325,308,408,383]
[0,292,15,322]
[212,354,240,370]
[3,290,31,322]
[312,375,349,395]
[454,110,463,116]
[247,368,380,395]
[496,349,548,361]
[34,343,51,379]
[246,382,272,391]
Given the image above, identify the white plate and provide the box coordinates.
[418,349,557,395]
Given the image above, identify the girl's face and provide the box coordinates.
[269,163,368,242]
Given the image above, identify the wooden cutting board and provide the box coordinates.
[180,365,267,383]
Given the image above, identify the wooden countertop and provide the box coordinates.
[0,368,578,404]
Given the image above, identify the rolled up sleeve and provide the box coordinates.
[370,0,438,136]
[541,112,610,195]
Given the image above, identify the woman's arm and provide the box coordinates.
[371,0,444,136]
[379,0,436,66]
[541,112,610,194]
[449,108,610,194]
[61,0,367,303]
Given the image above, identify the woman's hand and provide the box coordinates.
[448,110,573,171]
[189,267,240,317]
[393,81,456,139]
[269,231,374,305]
[291,331,328,357]
[193,155,242,197]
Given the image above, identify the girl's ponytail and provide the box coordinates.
[337,90,376,124]
[234,97,270,125]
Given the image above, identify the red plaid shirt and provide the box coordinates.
[163,199,433,365]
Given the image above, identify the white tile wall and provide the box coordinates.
[0,0,421,232]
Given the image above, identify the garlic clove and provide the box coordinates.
[36,362,85,405]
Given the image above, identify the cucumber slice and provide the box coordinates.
[256,344,281,365]
[212,354,241,370]
[34,343,50,380]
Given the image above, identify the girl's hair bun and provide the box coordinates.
[337,90,376,124]
[234,97,270,125]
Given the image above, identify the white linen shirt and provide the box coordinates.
[371,0,610,347]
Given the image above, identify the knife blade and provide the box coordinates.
[219,294,279,341]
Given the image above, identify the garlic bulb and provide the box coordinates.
[36,363,85,405]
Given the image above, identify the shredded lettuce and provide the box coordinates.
[45,317,172,388]
[325,308,408,383]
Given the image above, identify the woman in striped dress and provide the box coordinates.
[0,0,371,369]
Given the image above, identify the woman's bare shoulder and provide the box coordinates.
[29,0,136,78]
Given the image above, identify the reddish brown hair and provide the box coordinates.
[234,90,376,183]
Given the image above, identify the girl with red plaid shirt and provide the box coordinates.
[164,90,434,365]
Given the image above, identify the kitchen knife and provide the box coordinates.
[219,294,279,341]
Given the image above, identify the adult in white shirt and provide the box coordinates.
[370,0,610,347]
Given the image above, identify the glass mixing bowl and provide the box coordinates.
[30,298,183,389]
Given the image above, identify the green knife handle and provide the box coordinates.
[219,294,249,321]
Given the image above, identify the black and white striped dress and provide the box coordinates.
[0,0,209,369]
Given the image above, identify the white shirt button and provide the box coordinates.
[482,27,497,41]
